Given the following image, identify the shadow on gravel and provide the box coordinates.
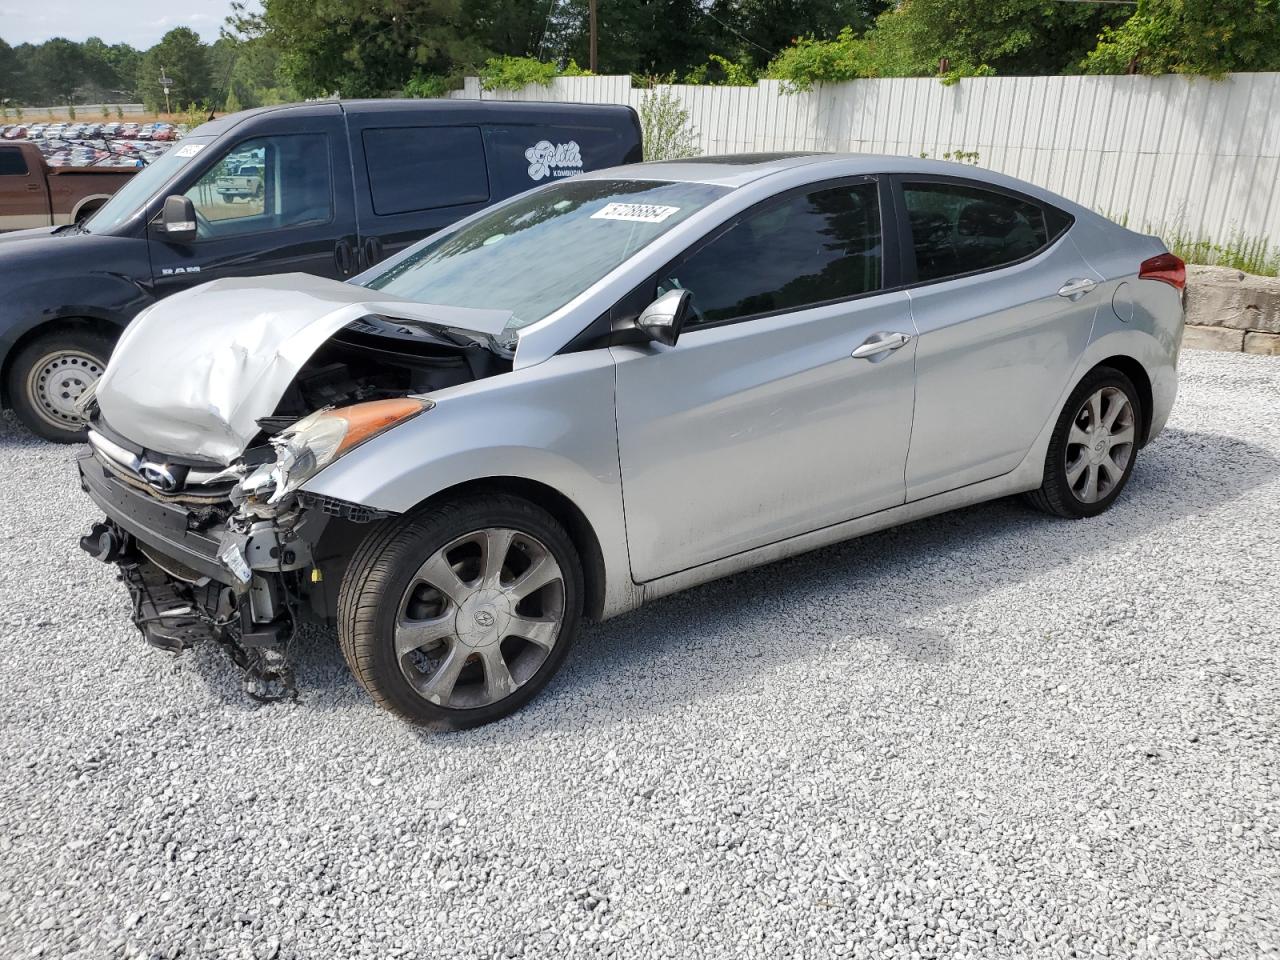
[11,407,1276,727]
[522,426,1279,731]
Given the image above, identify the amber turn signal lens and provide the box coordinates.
[329,397,429,454]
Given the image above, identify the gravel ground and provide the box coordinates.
[0,348,1277,960]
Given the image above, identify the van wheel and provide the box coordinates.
[338,495,583,728]
[7,329,113,442]
[1025,366,1142,519]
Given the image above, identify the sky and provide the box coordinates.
[0,0,258,49]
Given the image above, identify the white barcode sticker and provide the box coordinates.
[591,203,681,223]
[174,143,206,158]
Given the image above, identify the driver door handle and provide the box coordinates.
[852,331,913,359]
[1058,277,1097,299]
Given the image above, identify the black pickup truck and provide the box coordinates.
[0,99,642,440]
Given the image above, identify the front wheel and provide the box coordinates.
[7,328,113,442]
[1025,366,1142,518]
[338,495,583,727]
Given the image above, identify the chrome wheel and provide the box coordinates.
[26,349,103,430]
[394,527,565,709]
[1064,386,1135,504]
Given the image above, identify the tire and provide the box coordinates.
[7,328,113,443]
[1024,366,1143,519]
[338,494,584,728]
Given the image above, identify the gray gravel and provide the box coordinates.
[1,347,1278,960]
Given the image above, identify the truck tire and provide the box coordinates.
[7,328,113,442]
[338,494,584,728]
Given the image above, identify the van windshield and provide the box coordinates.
[363,178,729,344]
[83,137,215,234]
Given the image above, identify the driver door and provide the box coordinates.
[148,110,357,297]
[612,178,918,582]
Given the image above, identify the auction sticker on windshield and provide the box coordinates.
[174,143,206,158]
[590,203,681,223]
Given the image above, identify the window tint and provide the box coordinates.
[363,126,489,216]
[660,181,882,326]
[0,148,29,176]
[903,181,1064,282]
[184,134,332,240]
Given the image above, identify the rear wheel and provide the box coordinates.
[7,328,113,442]
[1025,366,1142,518]
[338,495,583,727]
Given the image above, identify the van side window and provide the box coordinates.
[0,148,29,176]
[183,134,332,239]
[362,126,490,216]
[903,181,1069,282]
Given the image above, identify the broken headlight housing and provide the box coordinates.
[237,397,431,505]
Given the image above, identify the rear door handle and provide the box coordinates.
[1057,277,1097,299]
[852,331,913,360]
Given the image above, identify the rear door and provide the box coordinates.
[894,176,1099,500]
[0,145,51,230]
[148,108,357,296]
[348,114,493,270]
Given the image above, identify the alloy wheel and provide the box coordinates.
[1064,386,1135,504]
[394,527,566,709]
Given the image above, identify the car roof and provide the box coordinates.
[578,151,1104,220]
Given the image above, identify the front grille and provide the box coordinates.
[87,430,235,503]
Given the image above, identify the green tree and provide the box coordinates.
[0,39,22,102]
[33,38,88,104]
[138,28,211,111]
[1083,0,1280,76]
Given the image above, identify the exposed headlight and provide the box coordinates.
[238,397,431,504]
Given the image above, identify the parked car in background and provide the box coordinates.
[26,124,46,139]
[73,153,1185,725]
[0,99,642,440]
[214,162,263,202]
[0,141,135,232]
[2,126,26,140]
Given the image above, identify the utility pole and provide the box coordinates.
[588,0,598,73]
[159,66,173,115]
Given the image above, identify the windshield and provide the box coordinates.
[364,178,730,343]
[83,137,215,234]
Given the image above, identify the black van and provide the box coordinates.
[0,99,642,440]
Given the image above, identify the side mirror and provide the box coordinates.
[635,288,692,347]
[158,195,197,243]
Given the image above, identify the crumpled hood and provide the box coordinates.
[95,273,512,464]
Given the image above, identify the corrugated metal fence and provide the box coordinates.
[452,73,1280,248]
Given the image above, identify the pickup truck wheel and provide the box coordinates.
[338,495,583,728]
[8,329,113,442]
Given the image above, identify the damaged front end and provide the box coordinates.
[75,274,510,699]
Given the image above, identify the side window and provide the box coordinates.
[660,181,882,327]
[184,134,332,239]
[362,126,489,215]
[903,181,1066,282]
[0,148,29,176]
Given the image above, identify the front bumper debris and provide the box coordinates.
[76,449,327,701]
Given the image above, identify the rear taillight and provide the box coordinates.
[1139,252,1186,291]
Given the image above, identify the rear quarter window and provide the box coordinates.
[362,126,490,216]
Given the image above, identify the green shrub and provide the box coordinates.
[403,73,455,99]
[478,56,589,92]
[638,87,699,161]
[685,54,757,86]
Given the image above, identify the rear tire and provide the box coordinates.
[7,328,113,442]
[338,495,583,728]
[1025,366,1142,519]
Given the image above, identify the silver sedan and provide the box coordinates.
[78,153,1185,725]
